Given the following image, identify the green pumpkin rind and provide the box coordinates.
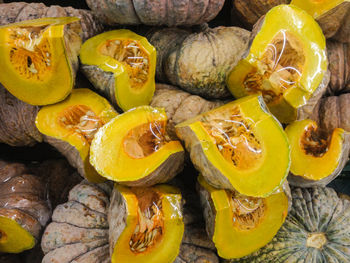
[226,186,350,262]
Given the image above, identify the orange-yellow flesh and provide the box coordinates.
[129,188,164,253]
[99,39,149,89]
[58,104,104,144]
[244,31,305,106]
[123,121,169,159]
[201,105,262,170]
[8,26,52,82]
[228,191,265,231]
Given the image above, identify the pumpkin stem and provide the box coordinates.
[193,23,210,33]
[306,232,327,249]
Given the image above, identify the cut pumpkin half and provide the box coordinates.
[227,5,328,123]
[0,17,82,105]
[90,106,184,187]
[197,175,289,259]
[176,95,290,197]
[80,29,156,111]
[286,119,350,187]
[109,184,184,263]
[36,88,117,182]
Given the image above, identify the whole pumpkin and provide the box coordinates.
[41,180,112,263]
[86,0,225,26]
[227,186,350,262]
[148,25,250,99]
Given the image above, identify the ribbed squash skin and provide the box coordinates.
[0,84,42,146]
[41,180,112,263]
[311,93,350,134]
[226,186,350,262]
[0,160,51,253]
[86,0,225,26]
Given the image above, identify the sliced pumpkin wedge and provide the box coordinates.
[176,95,290,197]
[0,17,82,105]
[285,119,350,187]
[291,0,350,43]
[35,88,118,182]
[80,29,156,111]
[109,184,184,263]
[90,106,184,186]
[227,5,328,123]
[197,175,289,259]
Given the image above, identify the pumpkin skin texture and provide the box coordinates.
[0,2,103,42]
[147,25,250,99]
[0,84,42,146]
[86,0,225,26]
[0,160,51,253]
[108,184,184,263]
[90,106,185,187]
[311,93,350,134]
[35,88,118,183]
[41,180,112,263]
[197,175,290,259]
[226,186,350,262]
[150,83,224,139]
[231,0,289,27]
[176,95,290,197]
[80,29,156,111]
[326,41,350,95]
[291,0,350,43]
[0,17,82,105]
[227,5,329,124]
[286,119,350,187]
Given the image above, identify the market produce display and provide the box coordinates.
[0,0,349,262]
[0,160,50,253]
[286,119,350,187]
[80,29,156,111]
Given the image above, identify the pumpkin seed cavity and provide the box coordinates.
[123,121,170,159]
[58,105,104,143]
[202,107,262,170]
[302,125,330,157]
[129,188,164,253]
[244,31,305,104]
[229,191,265,231]
[8,26,51,81]
[99,39,149,89]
